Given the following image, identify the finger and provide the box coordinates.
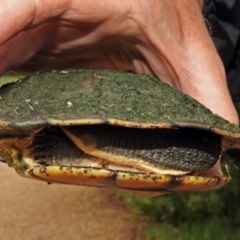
[0,0,136,74]
[0,0,133,45]
[0,24,55,74]
[133,0,239,124]
[0,0,70,44]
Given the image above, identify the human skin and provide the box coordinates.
[0,0,238,124]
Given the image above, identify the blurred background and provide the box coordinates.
[1,74,240,240]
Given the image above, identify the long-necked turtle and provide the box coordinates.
[0,69,240,197]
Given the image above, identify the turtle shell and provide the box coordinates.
[0,69,239,197]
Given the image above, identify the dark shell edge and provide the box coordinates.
[1,118,240,139]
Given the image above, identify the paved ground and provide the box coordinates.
[0,163,144,240]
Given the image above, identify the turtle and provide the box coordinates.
[0,69,240,197]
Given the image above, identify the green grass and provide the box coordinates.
[120,156,240,240]
[144,217,240,240]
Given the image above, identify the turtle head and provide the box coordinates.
[0,135,34,174]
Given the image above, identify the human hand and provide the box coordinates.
[0,0,238,124]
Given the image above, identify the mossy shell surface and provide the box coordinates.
[0,68,239,137]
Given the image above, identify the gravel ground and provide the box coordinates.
[0,164,145,240]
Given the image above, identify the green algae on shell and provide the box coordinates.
[0,69,239,136]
